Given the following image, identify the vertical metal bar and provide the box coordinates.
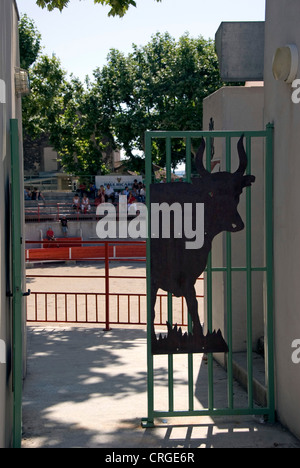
[75,294,78,322]
[166,137,174,413]
[105,242,110,331]
[144,131,154,427]
[265,123,275,422]
[45,293,47,321]
[186,137,194,411]
[206,135,214,410]
[166,137,172,182]
[117,295,120,324]
[246,136,253,409]
[10,119,23,448]
[128,295,130,324]
[185,137,192,184]
[160,296,162,325]
[85,294,88,322]
[35,294,37,321]
[226,135,234,409]
[65,294,68,323]
[96,293,99,323]
[55,293,58,322]
[168,294,174,413]
[188,313,194,412]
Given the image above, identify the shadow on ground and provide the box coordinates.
[22,327,300,448]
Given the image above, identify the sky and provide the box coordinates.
[17,0,266,82]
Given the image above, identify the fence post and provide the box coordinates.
[105,242,111,331]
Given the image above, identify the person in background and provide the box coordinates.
[94,187,105,207]
[89,182,96,199]
[60,216,68,237]
[97,186,106,204]
[24,187,31,200]
[31,187,45,202]
[139,184,146,203]
[81,193,91,213]
[132,179,139,191]
[105,184,115,203]
[78,182,86,196]
[72,193,81,211]
[122,186,129,198]
[46,227,55,241]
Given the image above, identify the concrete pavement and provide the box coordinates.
[22,326,300,449]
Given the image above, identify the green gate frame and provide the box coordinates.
[142,124,275,427]
[11,119,24,448]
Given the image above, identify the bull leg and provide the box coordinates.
[185,285,204,337]
[150,281,158,340]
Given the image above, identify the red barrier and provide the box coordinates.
[26,240,146,262]
[25,240,203,329]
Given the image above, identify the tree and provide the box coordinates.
[35,0,162,17]
[49,77,111,176]
[19,14,42,69]
[22,54,67,139]
[20,14,111,176]
[22,54,111,175]
[92,32,225,171]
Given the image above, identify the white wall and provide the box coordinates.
[264,0,300,440]
[203,85,265,354]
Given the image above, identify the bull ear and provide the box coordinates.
[195,138,209,177]
[235,135,248,175]
[242,175,256,187]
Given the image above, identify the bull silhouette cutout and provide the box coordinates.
[150,136,255,355]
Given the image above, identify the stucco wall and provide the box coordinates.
[0,0,24,448]
[203,86,265,355]
[264,0,300,440]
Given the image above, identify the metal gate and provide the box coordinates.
[142,125,275,427]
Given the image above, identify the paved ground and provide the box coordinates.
[22,325,300,449]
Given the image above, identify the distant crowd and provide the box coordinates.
[24,187,45,201]
[25,180,147,214]
[73,180,146,214]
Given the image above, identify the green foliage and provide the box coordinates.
[22,55,111,175]
[92,32,224,171]
[20,14,235,177]
[20,14,111,176]
[19,14,42,69]
[49,77,111,175]
[35,0,162,17]
[22,54,67,139]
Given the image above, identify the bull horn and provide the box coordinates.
[195,138,209,177]
[235,135,248,175]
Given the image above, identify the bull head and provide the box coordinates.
[195,135,255,235]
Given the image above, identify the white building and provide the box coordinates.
[206,0,300,440]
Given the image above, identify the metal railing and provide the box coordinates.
[25,240,203,329]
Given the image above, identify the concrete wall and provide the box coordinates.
[215,22,265,81]
[263,0,300,440]
[0,0,24,448]
[203,85,265,356]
